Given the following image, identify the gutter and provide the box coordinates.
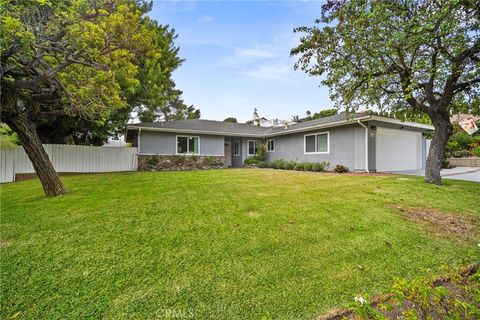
[357,119,370,173]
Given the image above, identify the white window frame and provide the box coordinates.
[304,131,330,154]
[247,140,259,156]
[233,140,240,156]
[266,139,275,152]
[176,135,200,155]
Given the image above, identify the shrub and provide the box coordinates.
[255,143,267,161]
[282,161,296,170]
[294,163,305,171]
[311,161,329,172]
[451,132,475,149]
[334,164,349,173]
[473,146,480,157]
[257,161,268,168]
[244,157,262,165]
[303,163,313,171]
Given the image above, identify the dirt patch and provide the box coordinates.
[394,206,480,241]
[316,264,479,320]
[246,211,261,218]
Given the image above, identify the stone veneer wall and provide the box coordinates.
[446,157,480,167]
[138,155,225,171]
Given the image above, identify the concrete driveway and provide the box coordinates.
[390,167,480,182]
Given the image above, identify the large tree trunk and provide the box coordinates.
[6,115,67,197]
[425,112,453,185]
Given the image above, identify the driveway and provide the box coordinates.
[391,167,480,182]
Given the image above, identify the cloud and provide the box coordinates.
[244,63,292,81]
[197,14,213,23]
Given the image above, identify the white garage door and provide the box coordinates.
[376,127,422,171]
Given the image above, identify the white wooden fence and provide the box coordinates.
[0,144,138,183]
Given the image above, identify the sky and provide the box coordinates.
[148,0,332,123]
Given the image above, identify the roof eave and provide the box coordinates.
[367,116,435,130]
[265,116,372,137]
[126,125,266,137]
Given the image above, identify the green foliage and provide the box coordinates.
[243,144,267,165]
[1,0,195,145]
[0,124,21,148]
[294,162,305,171]
[446,132,480,158]
[304,108,338,121]
[223,117,238,123]
[334,164,349,173]
[473,146,480,156]
[265,159,329,172]
[255,144,266,162]
[292,0,479,118]
[350,264,480,319]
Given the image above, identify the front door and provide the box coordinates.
[224,142,232,167]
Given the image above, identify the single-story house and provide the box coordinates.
[126,113,434,172]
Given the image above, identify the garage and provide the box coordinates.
[376,127,422,171]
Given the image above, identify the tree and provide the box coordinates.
[223,117,238,123]
[291,0,479,185]
[310,108,338,120]
[135,87,200,122]
[1,0,183,196]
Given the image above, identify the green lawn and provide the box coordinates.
[1,169,479,319]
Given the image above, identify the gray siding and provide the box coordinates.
[139,131,224,156]
[265,124,367,171]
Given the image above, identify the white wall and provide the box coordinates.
[0,144,138,183]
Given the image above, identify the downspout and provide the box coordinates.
[357,120,370,173]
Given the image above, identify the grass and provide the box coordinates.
[1,169,479,319]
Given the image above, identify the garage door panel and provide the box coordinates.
[376,127,421,171]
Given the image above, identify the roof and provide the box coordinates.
[127,113,434,137]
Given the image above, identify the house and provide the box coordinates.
[125,113,434,172]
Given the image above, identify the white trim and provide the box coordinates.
[267,116,371,137]
[138,153,223,156]
[369,116,434,130]
[176,135,200,155]
[357,120,369,173]
[304,131,330,154]
[247,140,259,156]
[266,139,275,152]
[233,140,240,156]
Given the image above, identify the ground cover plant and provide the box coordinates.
[1,169,479,319]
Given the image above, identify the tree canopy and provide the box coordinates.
[223,117,238,123]
[0,0,192,195]
[292,0,479,184]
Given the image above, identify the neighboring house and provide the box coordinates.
[245,117,295,128]
[126,113,434,172]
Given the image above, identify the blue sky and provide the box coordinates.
[149,0,331,122]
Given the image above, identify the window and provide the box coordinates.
[177,136,199,154]
[304,132,329,154]
[267,139,275,152]
[233,140,240,156]
[247,140,259,156]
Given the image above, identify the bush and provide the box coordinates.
[282,161,296,170]
[303,163,313,171]
[473,146,480,157]
[311,161,329,172]
[294,163,305,171]
[244,157,262,165]
[334,164,349,173]
[255,143,266,161]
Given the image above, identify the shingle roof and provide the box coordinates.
[128,119,270,136]
[268,113,368,135]
[127,113,433,137]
